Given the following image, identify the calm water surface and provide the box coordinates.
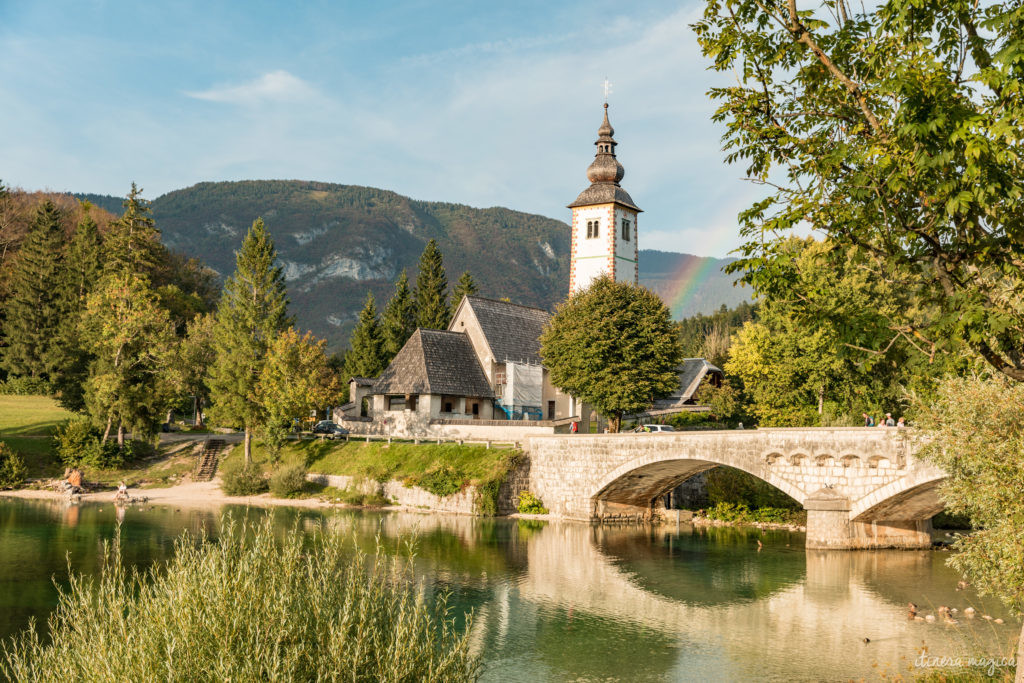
[0,498,1018,682]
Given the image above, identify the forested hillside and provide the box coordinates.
[72,180,747,350]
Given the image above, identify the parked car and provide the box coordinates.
[633,424,675,433]
[311,420,349,438]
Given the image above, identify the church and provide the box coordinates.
[334,104,721,437]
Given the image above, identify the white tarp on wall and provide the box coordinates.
[503,362,542,408]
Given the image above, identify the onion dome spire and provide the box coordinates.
[585,103,625,184]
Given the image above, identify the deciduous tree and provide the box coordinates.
[694,0,1024,381]
[540,276,683,432]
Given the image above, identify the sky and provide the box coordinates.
[0,0,762,258]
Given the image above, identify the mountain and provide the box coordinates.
[640,250,749,320]
[77,180,748,350]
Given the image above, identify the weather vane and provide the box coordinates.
[603,78,612,104]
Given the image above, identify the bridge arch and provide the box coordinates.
[590,451,806,512]
[850,472,946,522]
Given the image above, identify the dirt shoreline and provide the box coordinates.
[0,480,337,511]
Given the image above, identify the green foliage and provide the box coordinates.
[450,270,478,317]
[53,419,125,470]
[695,379,745,423]
[103,183,161,278]
[414,239,449,330]
[693,0,1024,382]
[345,293,386,379]
[705,467,800,511]
[541,276,684,431]
[269,464,309,498]
[677,301,758,367]
[320,485,389,507]
[916,376,1024,615]
[208,218,291,461]
[0,377,52,396]
[0,442,27,489]
[1,200,66,380]
[0,518,479,681]
[704,502,803,526]
[381,269,416,360]
[414,464,466,498]
[81,272,175,443]
[220,461,269,496]
[516,490,548,515]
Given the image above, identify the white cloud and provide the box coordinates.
[184,70,317,105]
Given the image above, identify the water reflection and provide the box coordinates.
[0,499,1018,682]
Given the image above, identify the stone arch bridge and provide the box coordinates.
[523,428,945,549]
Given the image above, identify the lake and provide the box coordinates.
[0,498,1018,681]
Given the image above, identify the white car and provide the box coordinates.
[635,424,675,433]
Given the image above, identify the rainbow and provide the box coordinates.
[663,255,724,317]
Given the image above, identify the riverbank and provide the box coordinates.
[0,479,338,511]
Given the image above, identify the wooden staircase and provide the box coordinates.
[194,439,226,481]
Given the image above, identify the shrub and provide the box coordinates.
[415,464,465,498]
[0,519,479,681]
[0,377,51,396]
[0,442,27,489]
[220,462,268,496]
[516,490,548,515]
[269,464,308,498]
[53,419,125,470]
[704,501,803,525]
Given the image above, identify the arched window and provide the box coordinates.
[621,218,630,241]
[586,220,599,239]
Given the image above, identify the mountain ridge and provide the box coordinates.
[74,180,749,350]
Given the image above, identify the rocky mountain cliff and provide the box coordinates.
[78,180,748,350]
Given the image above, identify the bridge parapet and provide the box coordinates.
[524,428,945,549]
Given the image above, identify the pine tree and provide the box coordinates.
[105,183,161,277]
[1,200,65,379]
[208,218,291,462]
[50,209,105,410]
[381,269,416,359]
[345,293,386,379]
[414,239,449,329]
[450,270,478,317]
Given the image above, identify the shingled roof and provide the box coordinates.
[462,296,550,365]
[567,182,641,212]
[372,329,494,398]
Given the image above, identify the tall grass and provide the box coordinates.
[2,518,480,682]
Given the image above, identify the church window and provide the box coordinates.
[621,218,631,241]
[586,220,599,239]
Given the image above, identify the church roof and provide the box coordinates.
[372,329,494,398]
[461,296,550,365]
[568,183,641,211]
[568,103,641,212]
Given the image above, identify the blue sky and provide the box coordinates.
[0,0,758,257]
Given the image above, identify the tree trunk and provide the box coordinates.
[610,413,621,433]
[818,386,825,415]
[102,415,113,444]
[1015,622,1023,683]
[117,422,125,448]
[194,396,204,428]
[244,428,252,464]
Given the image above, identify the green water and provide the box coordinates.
[0,498,1018,682]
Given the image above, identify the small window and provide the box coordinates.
[471,402,480,416]
[547,401,556,420]
[621,219,630,241]
[443,401,453,413]
[388,396,405,411]
[586,220,599,239]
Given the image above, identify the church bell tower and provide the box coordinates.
[568,102,641,294]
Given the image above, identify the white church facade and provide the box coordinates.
[334,104,720,438]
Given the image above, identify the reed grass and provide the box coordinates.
[1,518,479,682]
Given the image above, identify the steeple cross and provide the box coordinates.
[602,78,612,103]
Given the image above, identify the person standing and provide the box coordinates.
[884,413,896,427]
[570,420,579,434]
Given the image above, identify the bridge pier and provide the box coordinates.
[804,488,932,550]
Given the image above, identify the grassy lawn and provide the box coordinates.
[0,395,75,436]
[228,439,519,487]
